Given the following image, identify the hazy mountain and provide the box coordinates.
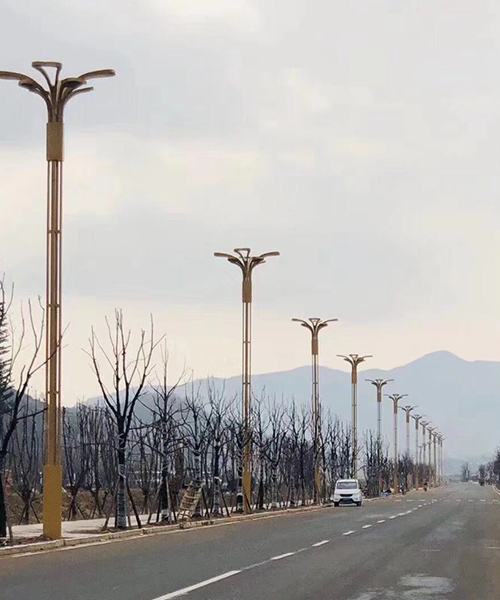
[86,351,500,470]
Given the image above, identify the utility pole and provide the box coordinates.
[292,317,337,503]
[214,248,279,513]
[0,62,115,540]
[365,378,393,494]
[338,354,372,478]
[386,393,407,492]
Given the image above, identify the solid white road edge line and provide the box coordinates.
[312,540,330,547]
[154,570,241,600]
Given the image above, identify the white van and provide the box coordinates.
[333,479,363,507]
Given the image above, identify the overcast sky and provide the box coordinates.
[2,0,500,404]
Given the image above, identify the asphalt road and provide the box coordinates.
[1,483,499,600]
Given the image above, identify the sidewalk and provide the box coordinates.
[12,514,150,540]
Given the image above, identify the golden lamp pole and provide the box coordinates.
[0,62,115,539]
[338,354,372,478]
[292,318,337,503]
[214,248,279,513]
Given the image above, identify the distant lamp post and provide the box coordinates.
[412,414,424,488]
[400,405,417,456]
[214,248,279,513]
[0,62,115,540]
[438,435,445,483]
[365,378,393,494]
[292,317,338,503]
[426,426,436,485]
[432,431,439,486]
[338,354,372,478]
[386,393,407,492]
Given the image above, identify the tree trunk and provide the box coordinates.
[212,445,221,517]
[0,455,7,539]
[271,464,278,509]
[116,442,127,529]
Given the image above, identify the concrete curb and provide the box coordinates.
[0,495,392,559]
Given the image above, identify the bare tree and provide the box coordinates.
[86,310,161,529]
[0,280,45,540]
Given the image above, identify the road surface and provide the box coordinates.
[1,483,499,599]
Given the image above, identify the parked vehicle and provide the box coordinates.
[333,479,363,507]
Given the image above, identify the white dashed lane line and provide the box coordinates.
[362,524,372,529]
[377,519,386,523]
[312,540,330,547]
[343,530,355,536]
[271,552,296,561]
[155,570,241,599]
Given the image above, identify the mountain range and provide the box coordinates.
[86,350,500,472]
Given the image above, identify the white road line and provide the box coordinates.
[312,540,330,547]
[377,519,386,523]
[486,546,500,550]
[362,524,372,529]
[270,552,296,561]
[389,515,397,519]
[343,530,355,536]
[154,570,241,599]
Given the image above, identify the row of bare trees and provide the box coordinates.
[1,288,434,536]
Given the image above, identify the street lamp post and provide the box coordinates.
[386,393,407,492]
[0,62,115,540]
[439,435,446,482]
[292,318,337,503]
[400,405,417,456]
[400,405,417,491]
[365,378,393,494]
[432,431,439,486]
[421,421,429,482]
[338,354,372,478]
[214,248,279,513]
[427,426,435,485]
[412,414,424,489]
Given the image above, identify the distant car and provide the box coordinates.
[333,479,363,507]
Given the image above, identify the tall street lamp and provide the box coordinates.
[386,393,407,492]
[438,435,445,483]
[432,431,439,486]
[0,62,115,540]
[400,405,417,456]
[412,413,424,488]
[338,354,372,478]
[420,420,430,478]
[427,426,436,484]
[214,248,279,513]
[365,378,393,494]
[292,318,337,503]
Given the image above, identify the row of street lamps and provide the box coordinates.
[0,61,445,537]
[215,249,445,510]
